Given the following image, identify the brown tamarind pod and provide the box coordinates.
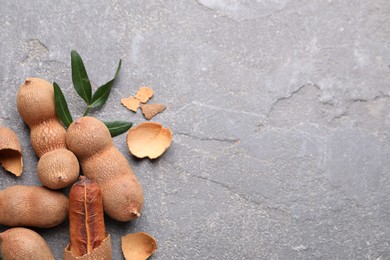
[0,227,55,260]
[17,78,67,157]
[66,116,144,221]
[0,185,68,228]
[16,78,79,189]
[64,176,111,259]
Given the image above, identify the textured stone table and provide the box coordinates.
[1,1,390,259]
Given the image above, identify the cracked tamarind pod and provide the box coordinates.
[64,176,111,259]
[17,78,79,189]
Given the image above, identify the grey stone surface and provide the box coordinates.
[1,0,390,259]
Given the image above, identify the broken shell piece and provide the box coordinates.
[126,122,172,159]
[0,127,23,176]
[140,103,166,120]
[121,232,157,260]
[135,86,154,103]
[64,235,112,260]
[121,96,141,112]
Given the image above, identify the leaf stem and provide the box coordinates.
[83,106,91,116]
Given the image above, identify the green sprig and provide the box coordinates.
[53,50,131,137]
[71,50,122,116]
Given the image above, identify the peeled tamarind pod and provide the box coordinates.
[64,176,111,259]
[0,227,55,260]
[16,78,79,189]
[66,116,144,221]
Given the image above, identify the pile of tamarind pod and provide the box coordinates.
[0,78,145,259]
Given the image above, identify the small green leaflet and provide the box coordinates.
[71,50,92,104]
[103,121,132,137]
[53,82,73,128]
[89,59,122,109]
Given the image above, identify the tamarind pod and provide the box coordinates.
[68,176,106,257]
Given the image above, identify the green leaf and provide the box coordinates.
[89,59,122,109]
[71,50,92,104]
[53,82,73,128]
[103,120,132,137]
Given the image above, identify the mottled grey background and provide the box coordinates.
[1,0,390,259]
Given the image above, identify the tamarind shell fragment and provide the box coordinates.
[0,127,23,176]
[64,235,111,260]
